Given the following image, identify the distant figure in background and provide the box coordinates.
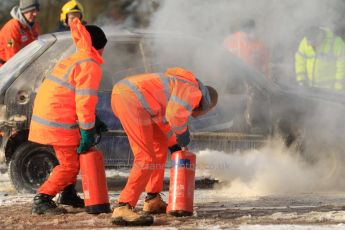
[53,0,85,33]
[223,19,269,78]
[224,19,270,132]
[295,26,345,90]
[0,0,40,67]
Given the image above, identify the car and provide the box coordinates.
[1,29,345,193]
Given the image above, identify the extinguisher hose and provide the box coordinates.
[94,132,102,146]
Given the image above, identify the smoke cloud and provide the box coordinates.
[150,0,345,82]
[197,138,345,196]
[145,0,345,195]
[98,1,345,195]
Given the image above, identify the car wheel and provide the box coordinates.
[9,142,58,193]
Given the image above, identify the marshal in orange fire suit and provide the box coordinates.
[0,4,40,67]
[223,20,269,77]
[29,18,105,198]
[111,67,218,209]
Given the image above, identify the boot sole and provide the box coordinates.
[143,210,166,215]
[111,217,154,226]
[58,203,85,208]
[31,208,67,215]
[168,210,193,217]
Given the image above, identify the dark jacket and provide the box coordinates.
[52,21,87,33]
[52,22,70,33]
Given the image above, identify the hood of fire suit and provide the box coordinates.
[10,6,32,29]
[165,67,211,111]
[69,18,103,64]
[165,67,198,84]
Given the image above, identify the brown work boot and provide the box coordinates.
[111,203,154,226]
[143,193,167,214]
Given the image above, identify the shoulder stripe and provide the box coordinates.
[120,79,155,116]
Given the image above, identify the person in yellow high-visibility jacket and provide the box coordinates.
[295,26,345,90]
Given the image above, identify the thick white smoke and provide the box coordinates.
[148,0,345,195]
[96,1,345,195]
[150,0,345,82]
[197,138,344,196]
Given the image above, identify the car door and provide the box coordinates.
[97,35,148,168]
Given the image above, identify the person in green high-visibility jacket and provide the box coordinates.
[295,26,345,90]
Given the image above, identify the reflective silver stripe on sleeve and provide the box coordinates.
[166,129,174,138]
[296,51,314,59]
[79,121,95,130]
[46,75,75,91]
[121,79,155,116]
[171,76,199,88]
[158,73,171,101]
[31,115,79,129]
[316,53,336,60]
[170,96,193,111]
[172,123,188,131]
[63,58,98,80]
[76,89,98,96]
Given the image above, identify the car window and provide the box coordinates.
[3,36,73,112]
[7,37,73,88]
[0,38,51,100]
[100,40,145,91]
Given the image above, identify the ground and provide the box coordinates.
[2,144,345,230]
[1,177,345,229]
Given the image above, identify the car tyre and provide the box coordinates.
[9,142,58,193]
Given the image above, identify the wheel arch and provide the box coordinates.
[5,129,29,164]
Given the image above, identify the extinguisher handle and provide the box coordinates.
[182,146,188,151]
[94,132,102,146]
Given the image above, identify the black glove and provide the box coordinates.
[176,129,190,147]
[95,115,108,133]
[168,144,182,154]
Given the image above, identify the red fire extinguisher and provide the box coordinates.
[79,149,111,214]
[167,150,196,216]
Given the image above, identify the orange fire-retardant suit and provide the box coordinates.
[223,31,269,77]
[28,18,103,196]
[111,67,203,207]
[0,6,40,66]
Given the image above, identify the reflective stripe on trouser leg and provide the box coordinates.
[111,89,156,207]
[38,145,79,196]
[145,123,168,193]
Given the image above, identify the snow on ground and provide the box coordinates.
[2,184,345,229]
[2,139,345,228]
[0,164,14,193]
[239,225,345,230]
